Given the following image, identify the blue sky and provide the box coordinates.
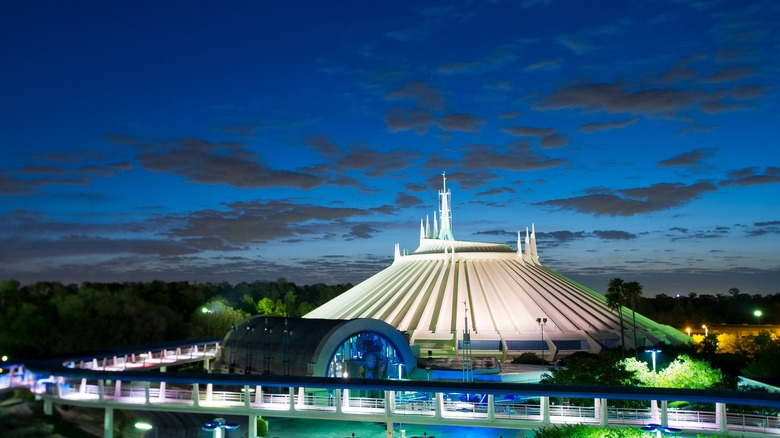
[1,0,778,296]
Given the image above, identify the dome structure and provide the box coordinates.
[305,174,687,360]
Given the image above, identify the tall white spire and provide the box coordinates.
[438,172,454,241]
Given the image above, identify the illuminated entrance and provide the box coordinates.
[327,331,404,379]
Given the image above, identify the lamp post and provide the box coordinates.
[135,421,158,438]
[646,349,661,380]
[202,417,240,438]
[701,324,708,337]
[202,307,213,337]
[536,317,547,364]
[754,310,762,327]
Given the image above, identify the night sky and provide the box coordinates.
[1,1,778,296]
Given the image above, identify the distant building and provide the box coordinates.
[305,173,687,362]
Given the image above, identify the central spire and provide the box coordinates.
[438,172,454,241]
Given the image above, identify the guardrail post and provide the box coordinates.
[488,394,495,422]
[716,402,727,433]
[540,396,550,424]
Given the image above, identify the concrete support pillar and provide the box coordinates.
[289,387,296,411]
[386,420,393,438]
[193,383,200,407]
[387,390,395,412]
[598,398,608,426]
[435,392,443,419]
[343,388,349,409]
[204,357,211,372]
[206,383,213,402]
[144,381,150,404]
[158,381,166,402]
[651,400,659,423]
[540,396,550,424]
[244,385,251,409]
[255,385,262,405]
[716,402,728,433]
[80,378,87,394]
[385,391,392,417]
[660,400,668,426]
[43,399,53,416]
[335,389,342,414]
[98,379,104,401]
[487,394,495,421]
[297,386,304,408]
[248,414,258,438]
[92,358,98,369]
[104,407,114,438]
[114,380,122,399]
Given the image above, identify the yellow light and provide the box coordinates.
[134,422,154,430]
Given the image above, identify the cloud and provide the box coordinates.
[385,108,436,134]
[438,113,485,132]
[338,148,421,177]
[475,186,516,197]
[386,81,445,110]
[395,193,424,208]
[539,134,569,149]
[658,147,717,168]
[460,142,567,173]
[702,66,756,83]
[534,82,709,116]
[137,137,322,189]
[746,221,780,237]
[592,230,637,240]
[436,43,519,75]
[304,135,341,158]
[578,117,638,133]
[502,126,556,137]
[730,85,771,100]
[537,182,717,216]
[523,58,561,72]
[720,167,780,187]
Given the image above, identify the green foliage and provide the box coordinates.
[621,354,722,389]
[512,352,544,364]
[541,353,639,386]
[533,424,651,437]
[741,330,780,377]
[257,416,268,437]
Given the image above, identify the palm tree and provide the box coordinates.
[623,281,643,357]
[606,277,626,359]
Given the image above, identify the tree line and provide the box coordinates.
[0,279,351,358]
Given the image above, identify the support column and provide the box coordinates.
[244,385,251,409]
[386,420,393,438]
[98,379,104,402]
[297,386,304,408]
[192,383,200,407]
[598,398,608,427]
[206,383,213,402]
[204,357,211,372]
[289,387,296,411]
[335,389,342,414]
[385,391,392,417]
[651,400,659,423]
[114,380,122,400]
[540,396,550,424]
[80,378,87,394]
[488,394,495,421]
[43,399,53,416]
[144,382,150,404]
[716,402,728,433]
[660,400,668,426]
[435,392,443,419]
[255,385,262,405]
[104,407,114,438]
[158,381,166,402]
[248,414,258,438]
[343,388,349,409]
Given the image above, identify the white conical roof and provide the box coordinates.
[305,176,687,359]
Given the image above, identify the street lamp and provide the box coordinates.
[754,310,762,327]
[134,421,158,438]
[202,417,240,438]
[685,327,691,338]
[536,317,547,364]
[701,324,708,337]
[202,307,213,337]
